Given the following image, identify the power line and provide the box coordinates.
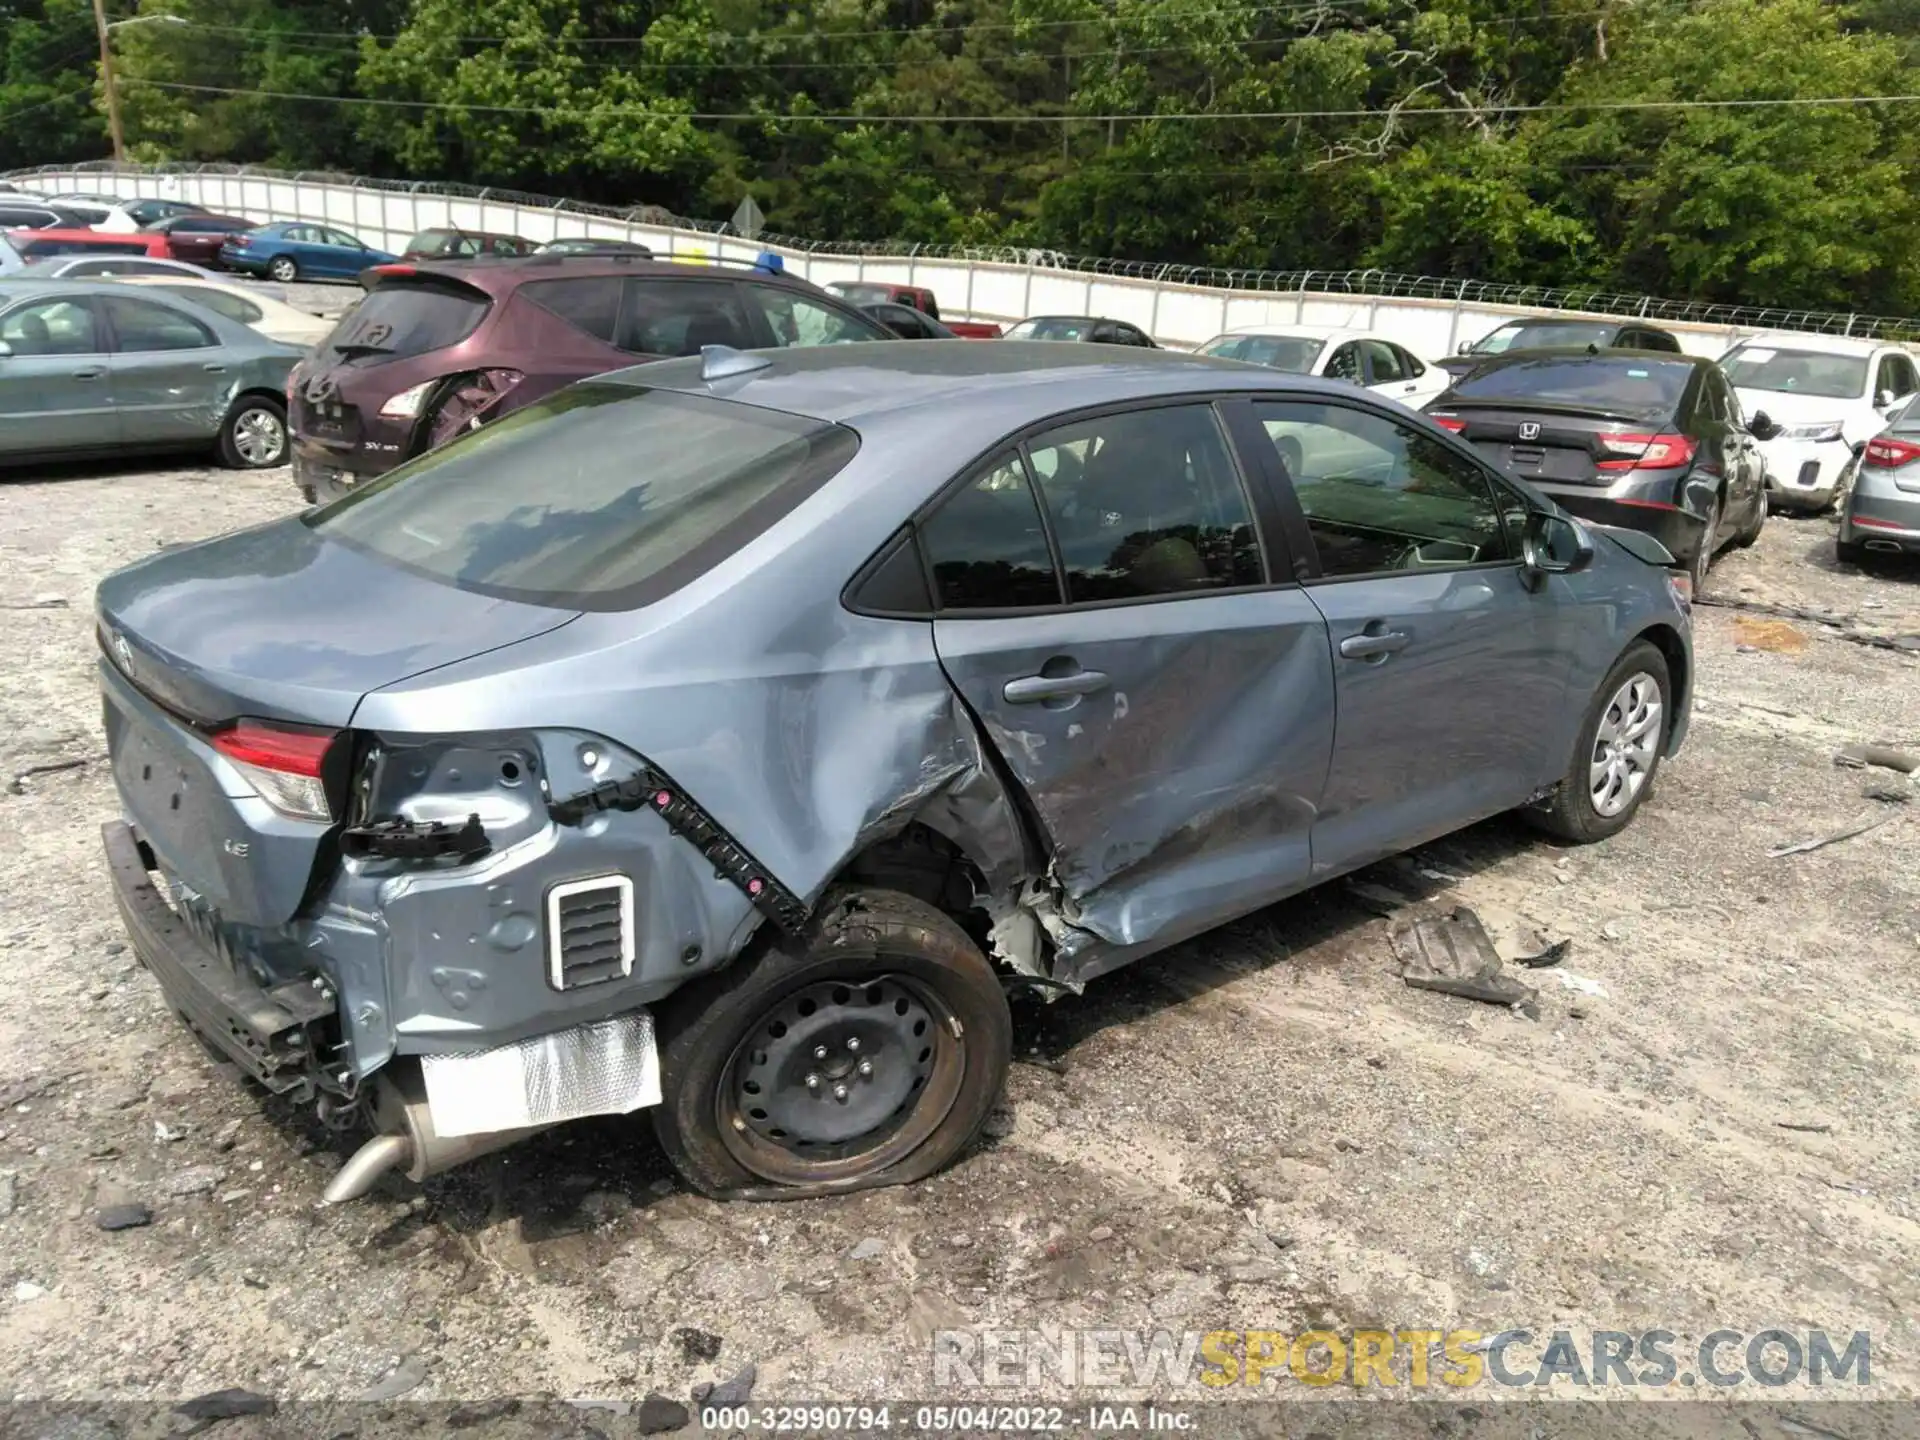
[123,78,1920,123]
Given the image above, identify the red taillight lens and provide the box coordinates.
[1432,415,1466,433]
[1864,436,1920,468]
[1596,432,1695,472]
[212,721,336,822]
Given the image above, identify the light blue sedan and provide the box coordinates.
[220,222,396,283]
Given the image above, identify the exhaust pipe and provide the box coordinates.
[1864,539,1903,553]
[322,1064,552,1204]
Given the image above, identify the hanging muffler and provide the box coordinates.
[321,1009,662,1203]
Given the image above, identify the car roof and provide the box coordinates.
[601,339,1370,430]
[1731,332,1883,358]
[1018,314,1126,324]
[378,254,826,297]
[1220,324,1372,343]
[1447,347,1708,381]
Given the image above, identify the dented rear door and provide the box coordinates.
[99,293,241,444]
[923,402,1336,952]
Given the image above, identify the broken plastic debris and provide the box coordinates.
[1390,908,1537,1008]
[1515,937,1572,969]
[1545,970,1609,998]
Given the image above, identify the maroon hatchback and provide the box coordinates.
[289,255,894,503]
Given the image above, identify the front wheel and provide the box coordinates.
[217,396,288,469]
[1525,639,1672,844]
[651,888,1012,1199]
[267,255,298,283]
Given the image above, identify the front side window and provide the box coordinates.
[920,453,1062,610]
[309,386,859,610]
[0,298,99,355]
[103,296,215,352]
[323,229,362,250]
[1025,404,1263,602]
[1721,346,1868,400]
[1254,401,1512,578]
[746,287,886,348]
[155,286,262,325]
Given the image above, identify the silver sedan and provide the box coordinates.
[0,278,302,470]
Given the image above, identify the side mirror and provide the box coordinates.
[1877,389,1898,410]
[1522,509,1593,583]
[1457,341,1472,355]
[0,340,12,359]
[1748,410,1780,441]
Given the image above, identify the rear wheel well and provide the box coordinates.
[1635,621,1688,724]
[232,387,286,412]
[832,823,992,951]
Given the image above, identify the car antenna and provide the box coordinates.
[700,344,771,382]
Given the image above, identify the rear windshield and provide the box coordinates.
[307,385,860,610]
[1469,321,1618,354]
[1006,317,1094,341]
[1198,334,1325,372]
[830,282,892,306]
[1450,356,1693,421]
[320,280,489,366]
[1720,346,1868,400]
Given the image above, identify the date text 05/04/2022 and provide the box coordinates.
[699,1405,1196,1432]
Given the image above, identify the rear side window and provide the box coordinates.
[155,285,262,325]
[308,386,859,610]
[521,276,622,344]
[619,279,756,354]
[323,281,490,366]
[920,455,1062,610]
[1451,357,1692,422]
[744,287,887,348]
[104,296,215,352]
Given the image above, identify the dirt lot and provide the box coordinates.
[0,447,1917,1428]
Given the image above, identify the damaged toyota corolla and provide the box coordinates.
[95,341,1693,1203]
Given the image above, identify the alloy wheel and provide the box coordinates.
[1588,671,1662,818]
[232,407,286,466]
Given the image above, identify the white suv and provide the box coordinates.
[1719,333,1919,512]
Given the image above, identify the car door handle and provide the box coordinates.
[201,363,227,373]
[1003,669,1110,704]
[1338,630,1410,660]
[70,366,106,381]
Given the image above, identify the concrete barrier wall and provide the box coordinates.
[18,167,1847,362]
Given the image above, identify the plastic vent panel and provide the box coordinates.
[545,875,635,990]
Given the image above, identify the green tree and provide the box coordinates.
[0,0,105,171]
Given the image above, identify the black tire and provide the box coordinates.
[651,887,1012,1200]
[1686,496,1720,593]
[267,255,298,283]
[1525,639,1672,844]
[216,395,288,469]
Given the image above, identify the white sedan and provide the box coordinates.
[117,276,335,347]
[1719,333,1920,512]
[1195,326,1450,408]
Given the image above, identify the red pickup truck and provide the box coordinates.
[826,281,1002,339]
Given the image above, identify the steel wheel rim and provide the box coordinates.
[717,973,966,1185]
[1589,671,1662,817]
[269,258,296,281]
[233,407,285,465]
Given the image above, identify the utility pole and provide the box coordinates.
[91,0,126,164]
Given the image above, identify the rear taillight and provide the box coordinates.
[212,721,336,823]
[1432,415,1466,433]
[1597,432,1696,472]
[1864,436,1920,468]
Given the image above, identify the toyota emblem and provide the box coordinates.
[1518,422,1542,441]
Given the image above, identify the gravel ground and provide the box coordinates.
[0,446,1917,1431]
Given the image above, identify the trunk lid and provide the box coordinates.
[1436,405,1667,486]
[97,518,579,927]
